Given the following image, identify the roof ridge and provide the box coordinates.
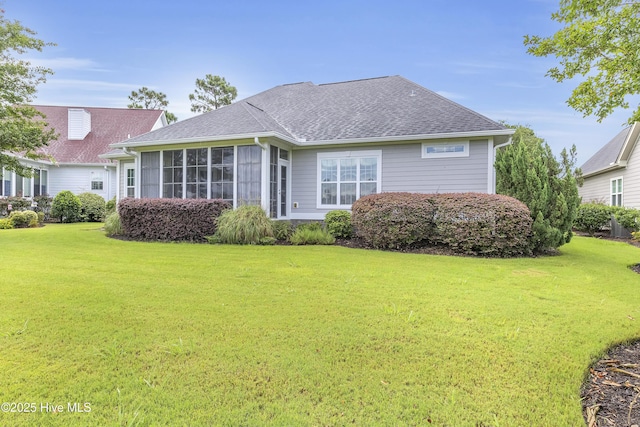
[317,75,394,86]
[241,101,296,139]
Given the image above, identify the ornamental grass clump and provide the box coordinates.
[214,205,274,245]
[289,222,336,245]
[103,212,123,236]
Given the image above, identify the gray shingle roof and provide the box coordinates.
[120,76,507,146]
[581,126,631,176]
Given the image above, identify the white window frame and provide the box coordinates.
[316,150,382,209]
[422,140,469,158]
[611,177,623,207]
[125,164,135,198]
[91,172,104,191]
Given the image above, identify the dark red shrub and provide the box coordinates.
[352,192,533,257]
[351,192,436,249]
[118,198,231,242]
[431,193,533,257]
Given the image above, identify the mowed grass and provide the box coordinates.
[0,224,639,426]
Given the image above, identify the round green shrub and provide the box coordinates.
[214,205,274,244]
[78,192,106,222]
[0,218,14,229]
[613,207,640,232]
[104,212,123,236]
[51,191,82,223]
[325,210,353,238]
[574,203,612,236]
[8,210,38,228]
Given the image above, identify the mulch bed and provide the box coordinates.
[580,234,640,426]
[582,340,640,426]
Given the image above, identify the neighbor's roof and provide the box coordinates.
[116,76,511,147]
[33,106,164,164]
[581,125,637,176]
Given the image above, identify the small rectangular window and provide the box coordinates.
[91,173,104,190]
[422,141,469,158]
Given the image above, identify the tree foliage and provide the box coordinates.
[0,11,57,176]
[495,125,583,253]
[189,74,237,113]
[524,0,640,123]
[127,86,177,123]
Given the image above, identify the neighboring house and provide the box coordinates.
[107,76,514,220]
[0,106,166,200]
[579,122,640,208]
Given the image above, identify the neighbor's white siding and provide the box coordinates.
[580,136,640,208]
[48,165,116,200]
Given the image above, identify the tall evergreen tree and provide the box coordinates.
[495,125,582,253]
[127,87,177,123]
[189,74,237,113]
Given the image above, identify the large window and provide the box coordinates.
[163,150,183,198]
[2,168,12,196]
[237,145,262,205]
[141,152,160,198]
[186,148,208,199]
[33,169,47,196]
[611,177,623,206]
[318,151,381,208]
[138,145,262,206]
[211,147,234,202]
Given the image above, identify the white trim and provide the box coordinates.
[421,140,469,158]
[316,150,382,209]
[289,212,328,221]
[111,129,515,149]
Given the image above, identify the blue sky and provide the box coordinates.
[7,0,633,164]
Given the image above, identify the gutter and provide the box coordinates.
[110,129,515,149]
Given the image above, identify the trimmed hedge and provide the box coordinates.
[352,192,533,257]
[351,192,437,250]
[118,198,231,242]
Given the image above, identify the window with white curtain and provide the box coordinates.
[237,145,262,206]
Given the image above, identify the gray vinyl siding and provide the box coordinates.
[290,140,489,218]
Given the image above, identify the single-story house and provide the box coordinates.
[107,75,514,220]
[579,122,640,208]
[0,106,166,200]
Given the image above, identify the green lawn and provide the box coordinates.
[0,224,639,426]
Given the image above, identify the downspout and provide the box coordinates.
[492,137,512,194]
[254,136,267,150]
[122,147,140,199]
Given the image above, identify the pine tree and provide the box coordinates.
[495,125,582,253]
